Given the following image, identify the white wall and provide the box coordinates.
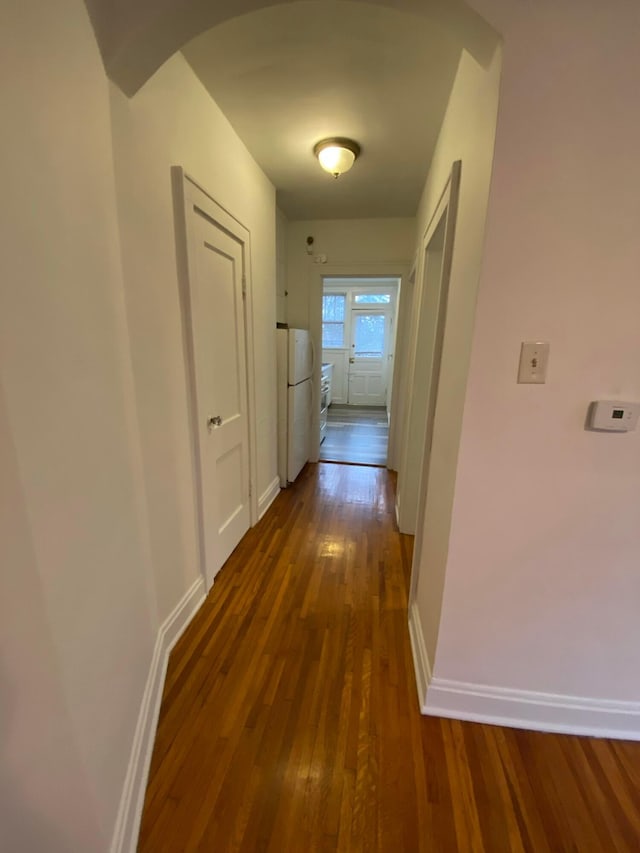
[286,219,415,330]
[0,2,155,848]
[109,53,278,621]
[404,46,502,662]
[0,3,278,850]
[276,208,288,325]
[426,0,640,717]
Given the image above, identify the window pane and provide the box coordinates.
[322,294,346,322]
[322,322,344,348]
[354,314,385,357]
[354,294,391,304]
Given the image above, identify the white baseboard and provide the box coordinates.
[258,476,281,520]
[110,577,206,853]
[394,498,400,529]
[408,599,640,740]
[424,677,640,741]
[408,600,431,713]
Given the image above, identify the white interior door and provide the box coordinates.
[188,206,251,587]
[347,309,389,406]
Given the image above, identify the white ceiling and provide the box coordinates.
[182,2,462,220]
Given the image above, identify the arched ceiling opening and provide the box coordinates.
[183,3,463,218]
[85,0,500,97]
[85,0,501,219]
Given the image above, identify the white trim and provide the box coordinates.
[258,476,281,520]
[423,675,640,741]
[408,601,431,714]
[239,220,259,528]
[309,262,411,463]
[110,578,206,853]
[322,281,398,411]
[172,166,258,591]
[400,160,461,549]
[408,596,640,740]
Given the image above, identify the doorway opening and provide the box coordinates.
[403,162,460,609]
[319,277,399,466]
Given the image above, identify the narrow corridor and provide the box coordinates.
[139,463,640,852]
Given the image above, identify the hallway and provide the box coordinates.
[139,463,640,851]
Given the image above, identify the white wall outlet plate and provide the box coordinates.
[518,341,549,384]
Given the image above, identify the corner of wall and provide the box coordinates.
[422,677,640,742]
[408,600,432,713]
[110,578,206,853]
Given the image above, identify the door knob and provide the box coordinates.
[349,358,355,364]
[207,415,223,430]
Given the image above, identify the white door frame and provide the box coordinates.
[402,161,461,604]
[310,264,410,463]
[171,166,258,587]
[387,257,417,474]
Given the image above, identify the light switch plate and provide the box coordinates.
[518,341,549,384]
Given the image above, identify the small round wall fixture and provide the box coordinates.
[313,138,361,179]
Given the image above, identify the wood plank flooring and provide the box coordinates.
[319,406,388,466]
[139,463,640,852]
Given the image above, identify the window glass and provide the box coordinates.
[353,314,385,357]
[322,294,346,348]
[354,294,391,304]
[322,294,346,320]
[322,323,345,348]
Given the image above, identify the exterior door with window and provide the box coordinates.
[348,308,389,406]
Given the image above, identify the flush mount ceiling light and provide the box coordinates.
[313,137,361,178]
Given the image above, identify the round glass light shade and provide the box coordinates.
[314,138,360,178]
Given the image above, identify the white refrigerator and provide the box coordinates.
[277,328,313,487]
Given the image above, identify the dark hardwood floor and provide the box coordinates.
[139,463,640,852]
